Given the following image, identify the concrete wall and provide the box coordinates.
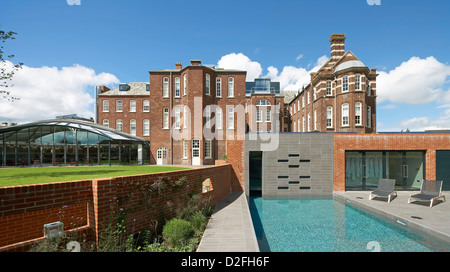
[244,133,334,198]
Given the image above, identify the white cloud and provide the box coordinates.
[0,61,119,124]
[217,52,329,91]
[395,116,450,131]
[296,54,304,61]
[217,53,263,81]
[377,56,450,105]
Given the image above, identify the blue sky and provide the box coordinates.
[1,0,450,131]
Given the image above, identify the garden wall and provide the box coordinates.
[0,164,232,252]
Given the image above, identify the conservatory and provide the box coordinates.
[0,116,150,167]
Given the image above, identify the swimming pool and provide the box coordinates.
[249,195,450,252]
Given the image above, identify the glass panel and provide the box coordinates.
[110,145,120,164]
[5,144,15,166]
[29,126,42,145]
[365,152,384,189]
[65,129,76,145]
[100,145,110,165]
[130,144,138,164]
[436,151,450,191]
[65,145,76,165]
[30,145,41,165]
[78,145,88,165]
[41,126,53,145]
[89,145,99,164]
[88,132,99,146]
[16,128,29,144]
[42,145,53,165]
[54,145,65,165]
[386,151,404,189]
[121,144,130,164]
[53,127,66,145]
[17,145,29,166]
[4,131,16,144]
[405,151,424,190]
[77,131,88,145]
[345,151,363,190]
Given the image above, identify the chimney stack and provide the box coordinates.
[329,34,346,60]
[175,62,183,70]
[190,60,201,66]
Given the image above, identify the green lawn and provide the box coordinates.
[0,165,191,187]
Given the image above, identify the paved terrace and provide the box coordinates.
[198,191,450,252]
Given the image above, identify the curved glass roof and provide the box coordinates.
[0,117,148,143]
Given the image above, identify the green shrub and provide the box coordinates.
[188,211,208,231]
[162,218,193,247]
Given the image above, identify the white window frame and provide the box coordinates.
[355,102,362,126]
[174,107,181,129]
[216,107,222,129]
[355,74,361,91]
[130,100,136,112]
[103,119,109,127]
[130,119,136,136]
[314,110,317,131]
[342,103,349,126]
[227,107,234,129]
[342,76,349,92]
[256,109,262,123]
[163,77,169,98]
[163,107,169,129]
[326,106,333,128]
[326,81,332,96]
[183,140,188,159]
[216,77,222,97]
[116,119,123,131]
[102,100,109,112]
[302,116,306,132]
[183,106,187,129]
[174,77,180,97]
[205,106,211,128]
[183,74,187,96]
[228,77,234,97]
[143,100,150,112]
[205,74,210,95]
[204,139,211,159]
[266,109,271,123]
[116,100,123,112]
[307,113,311,132]
[143,119,149,136]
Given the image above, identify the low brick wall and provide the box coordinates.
[0,164,232,252]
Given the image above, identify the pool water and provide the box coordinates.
[249,195,450,252]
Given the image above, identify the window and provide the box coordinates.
[355,74,361,90]
[143,100,150,112]
[326,81,332,96]
[146,84,150,92]
[143,120,149,136]
[314,110,317,131]
[174,107,181,129]
[175,77,180,97]
[355,102,362,126]
[342,103,349,126]
[103,119,109,127]
[102,100,109,112]
[216,107,222,129]
[366,80,371,96]
[205,74,210,95]
[130,100,136,112]
[216,77,221,97]
[367,106,372,128]
[302,96,305,108]
[205,106,211,128]
[116,119,123,131]
[256,109,262,123]
[294,104,296,114]
[183,140,188,159]
[343,76,349,92]
[302,116,306,132]
[293,122,296,132]
[297,119,300,132]
[183,106,187,129]
[228,77,234,97]
[130,120,136,136]
[307,113,311,132]
[307,91,310,104]
[266,109,271,122]
[204,140,211,158]
[163,77,169,97]
[327,106,333,128]
[297,100,300,112]
[116,100,123,112]
[119,84,129,92]
[163,108,169,129]
[256,99,271,106]
[313,88,317,100]
[227,107,234,129]
[183,74,187,96]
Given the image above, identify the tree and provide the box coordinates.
[1,26,23,102]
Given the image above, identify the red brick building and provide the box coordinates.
[289,33,378,133]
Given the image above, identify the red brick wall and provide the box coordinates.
[0,165,232,252]
[333,133,450,191]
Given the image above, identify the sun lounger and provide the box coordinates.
[369,178,397,203]
[408,179,446,207]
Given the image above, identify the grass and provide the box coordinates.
[0,165,191,187]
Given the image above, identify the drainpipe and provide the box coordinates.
[170,71,173,165]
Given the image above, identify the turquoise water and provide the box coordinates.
[249,196,450,252]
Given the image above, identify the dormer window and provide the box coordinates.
[146,84,150,92]
[119,84,129,92]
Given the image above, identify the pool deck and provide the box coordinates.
[197,191,450,252]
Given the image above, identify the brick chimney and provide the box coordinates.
[329,34,346,60]
[98,86,110,93]
[175,62,183,70]
[190,60,201,66]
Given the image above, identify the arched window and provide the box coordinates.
[342,103,349,126]
[256,99,271,106]
[175,77,180,97]
[326,106,333,128]
[205,74,210,95]
[228,77,234,97]
[355,102,362,126]
[216,77,222,97]
[163,108,169,129]
[163,77,169,97]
